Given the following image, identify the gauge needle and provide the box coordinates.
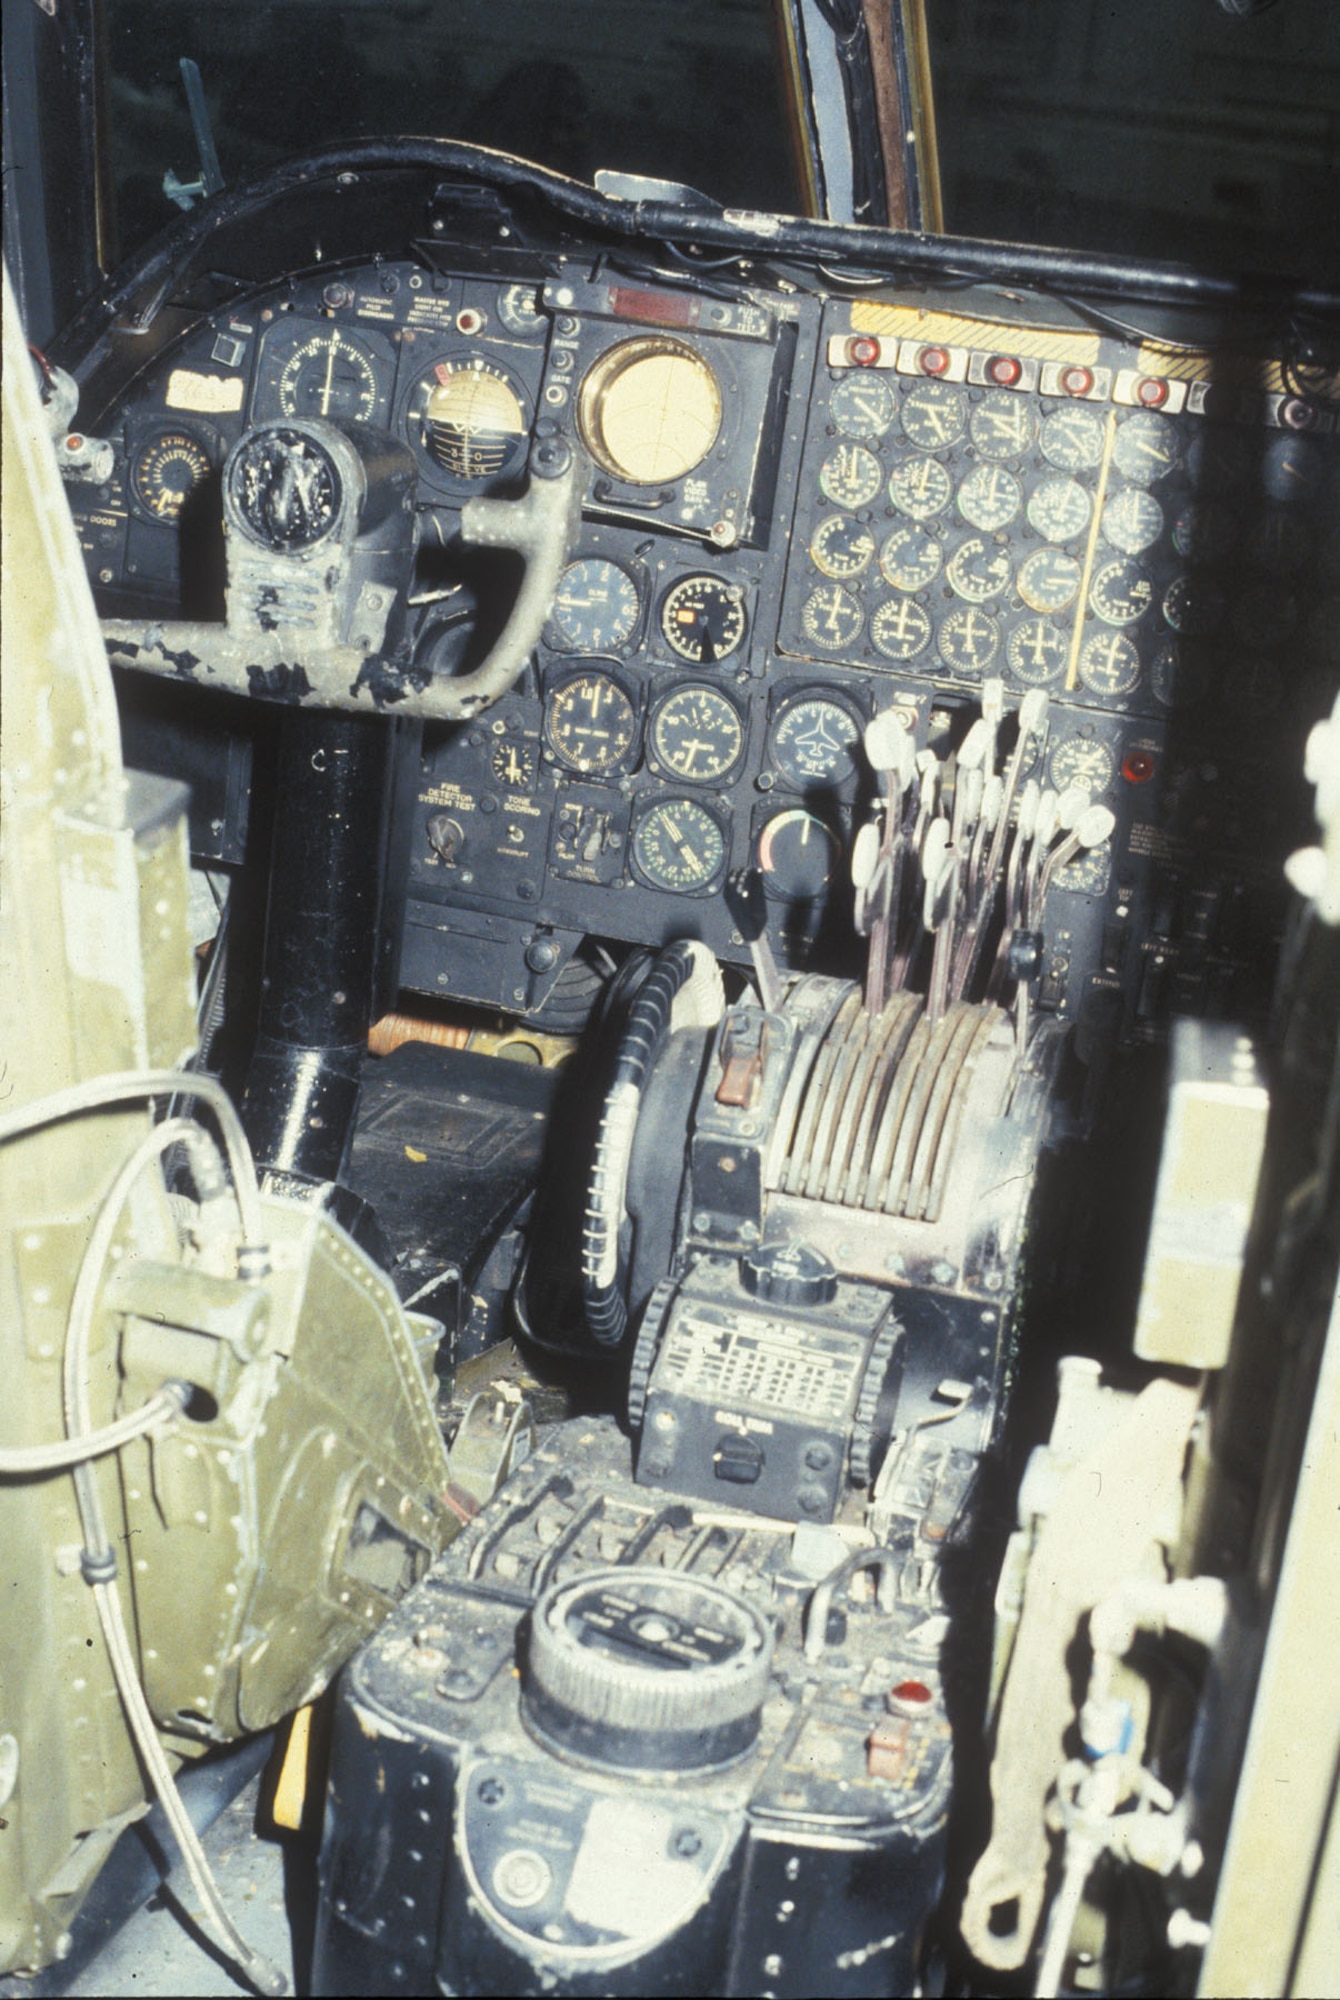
[321,335,337,416]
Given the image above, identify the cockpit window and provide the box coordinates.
[105,0,802,261]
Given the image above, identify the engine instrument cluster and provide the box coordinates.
[66,242,1339,1032]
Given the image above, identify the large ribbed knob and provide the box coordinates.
[523,1567,774,1772]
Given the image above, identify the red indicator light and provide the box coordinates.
[848,336,881,367]
[919,345,951,377]
[455,307,484,336]
[1281,397,1317,431]
[610,286,698,328]
[1123,749,1156,784]
[1135,375,1169,408]
[987,354,1023,387]
[1060,365,1094,397]
[889,1678,933,1707]
[66,434,84,449]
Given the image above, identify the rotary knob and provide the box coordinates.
[740,1239,838,1309]
[523,1567,774,1772]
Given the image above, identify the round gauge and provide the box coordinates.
[131,428,212,522]
[1111,411,1180,484]
[957,464,1022,533]
[549,557,640,652]
[830,374,895,439]
[938,607,1000,676]
[630,796,728,894]
[871,597,933,661]
[802,584,863,651]
[758,809,840,900]
[544,671,638,773]
[946,536,1012,603]
[1172,500,1237,566]
[1234,584,1297,651]
[409,356,529,483]
[1040,405,1105,472]
[1027,476,1091,544]
[1261,434,1321,504]
[969,390,1037,461]
[1017,547,1082,614]
[770,696,862,787]
[227,427,342,550]
[1007,617,1068,687]
[497,284,545,336]
[1054,845,1112,897]
[810,514,876,580]
[1151,639,1211,709]
[275,326,380,422]
[1102,487,1164,555]
[1090,559,1154,626]
[661,574,747,663]
[879,523,942,591]
[1049,737,1114,794]
[1078,630,1141,698]
[819,444,883,510]
[1186,427,1251,493]
[888,455,953,521]
[1162,574,1225,637]
[1247,507,1310,577]
[648,684,745,784]
[491,738,536,789]
[900,380,967,450]
[578,336,721,484]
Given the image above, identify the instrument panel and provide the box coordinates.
[67,245,1340,1031]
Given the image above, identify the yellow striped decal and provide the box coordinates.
[849,302,1101,364]
[1137,344,1340,399]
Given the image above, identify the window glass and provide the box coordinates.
[106,0,800,261]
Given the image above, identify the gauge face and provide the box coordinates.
[1017,547,1082,614]
[871,596,933,661]
[1151,640,1211,709]
[661,574,747,663]
[969,390,1037,460]
[578,336,721,484]
[630,797,727,893]
[1007,617,1068,687]
[497,284,545,336]
[491,739,536,789]
[545,672,638,773]
[1049,737,1114,794]
[957,463,1022,533]
[771,696,862,786]
[1173,500,1237,567]
[1054,845,1112,897]
[879,523,942,591]
[947,536,1012,603]
[802,584,863,651]
[275,326,380,422]
[550,557,640,652]
[830,374,895,439]
[938,607,999,676]
[1090,558,1154,626]
[1261,434,1321,504]
[131,429,212,522]
[1040,405,1105,472]
[227,427,342,550]
[758,809,840,900]
[1078,630,1141,697]
[649,684,744,783]
[810,513,876,580]
[1162,574,1225,637]
[888,455,953,521]
[900,380,967,450]
[1027,476,1091,544]
[1102,487,1163,555]
[1112,411,1179,484]
[409,356,528,483]
[819,443,883,509]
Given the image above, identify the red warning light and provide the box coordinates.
[1135,375,1170,408]
[1060,365,1094,397]
[848,336,881,367]
[1281,397,1317,431]
[889,1678,933,1708]
[1123,749,1156,784]
[919,345,951,377]
[987,354,1023,388]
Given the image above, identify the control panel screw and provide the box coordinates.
[477,1776,506,1806]
[673,1828,702,1859]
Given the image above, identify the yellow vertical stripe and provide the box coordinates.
[1065,412,1119,693]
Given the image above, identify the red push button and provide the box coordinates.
[919,345,951,377]
[1060,365,1094,397]
[848,336,881,367]
[987,354,1023,387]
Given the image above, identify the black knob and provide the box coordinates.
[741,1239,838,1308]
